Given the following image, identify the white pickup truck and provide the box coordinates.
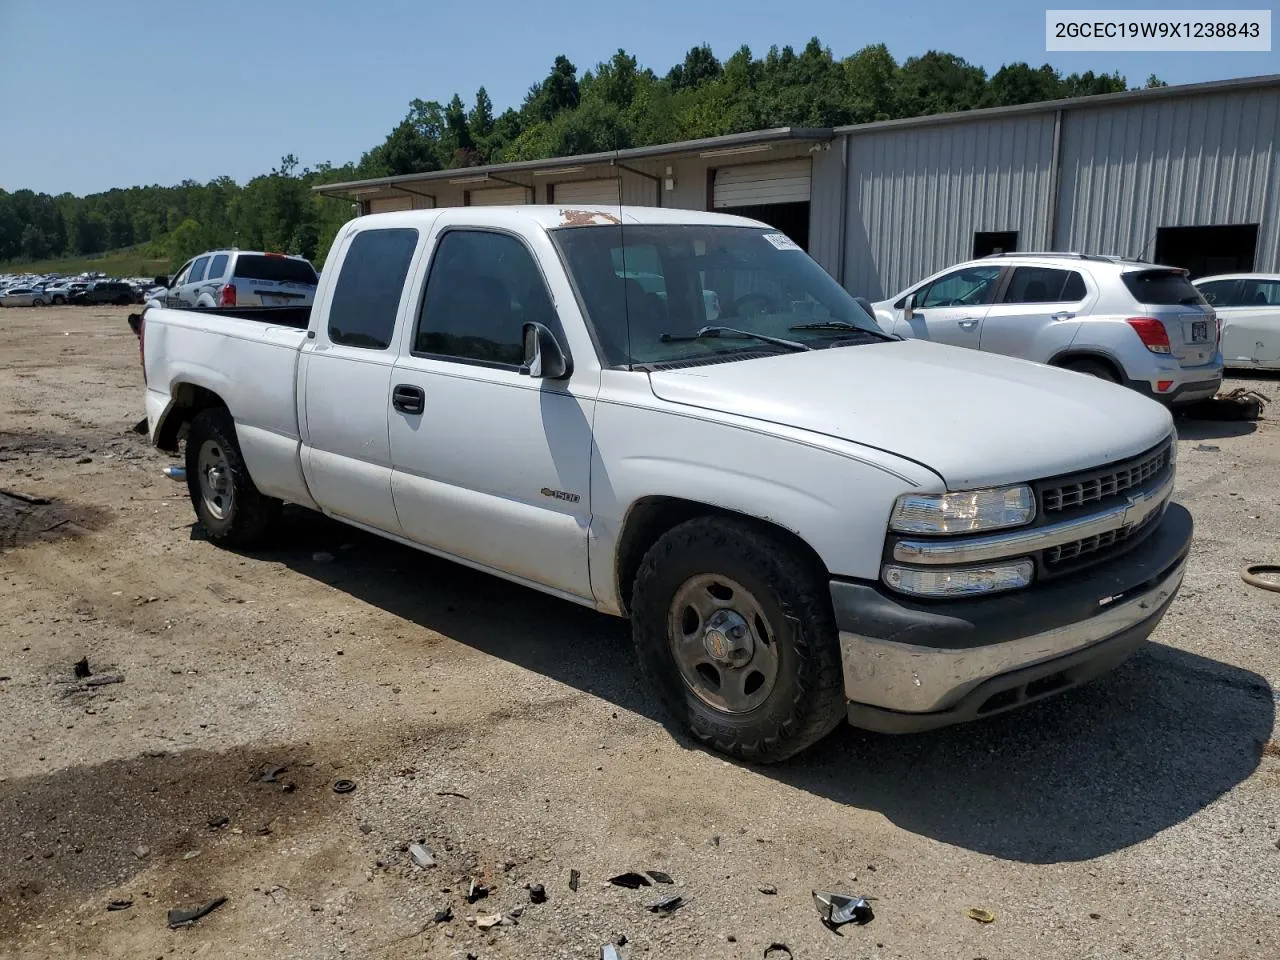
[137,206,1192,762]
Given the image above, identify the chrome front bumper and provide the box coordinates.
[839,555,1185,717]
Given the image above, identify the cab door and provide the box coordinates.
[979,266,1090,360]
[297,225,425,534]
[894,265,1003,350]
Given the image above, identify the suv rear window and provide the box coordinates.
[1122,269,1205,306]
[233,255,318,285]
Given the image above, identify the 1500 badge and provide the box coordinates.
[541,487,581,503]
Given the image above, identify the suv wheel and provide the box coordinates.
[630,515,846,763]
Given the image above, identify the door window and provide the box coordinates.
[1194,279,1241,306]
[917,266,1002,308]
[188,257,210,284]
[171,260,195,287]
[1240,279,1280,306]
[414,230,559,367]
[206,254,229,281]
[327,227,419,350]
[1000,267,1086,304]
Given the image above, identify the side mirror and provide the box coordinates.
[520,322,570,379]
[153,276,170,289]
[903,292,917,321]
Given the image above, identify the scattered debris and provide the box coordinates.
[134,595,159,605]
[601,946,621,960]
[763,945,793,959]
[467,879,489,903]
[333,779,357,794]
[1242,564,1280,594]
[258,765,287,784]
[207,815,230,830]
[609,872,652,889]
[107,899,133,912]
[134,845,150,860]
[1183,388,1270,421]
[409,844,436,868]
[569,869,580,892]
[758,884,778,895]
[433,906,453,923]
[436,790,469,799]
[1194,443,1220,452]
[967,908,996,924]
[527,883,547,904]
[167,897,227,928]
[73,657,91,679]
[646,870,674,885]
[646,894,684,913]
[813,890,875,928]
[83,674,124,687]
[312,552,334,563]
[182,850,202,861]
[475,913,503,931]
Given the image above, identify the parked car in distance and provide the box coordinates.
[150,249,319,310]
[70,281,136,306]
[136,206,1192,763]
[1192,273,1280,371]
[0,286,45,307]
[44,281,89,304]
[872,253,1223,406]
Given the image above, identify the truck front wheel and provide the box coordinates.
[184,408,281,548]
[630,515,847,763]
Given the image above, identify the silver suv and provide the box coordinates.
[150,249,319,310]
[872,253,1223,406]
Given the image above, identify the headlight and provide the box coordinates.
[889,485,1035,535]
[883,559,1034,598]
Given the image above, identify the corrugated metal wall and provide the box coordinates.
[841,114,1057,299]
[1054,88,1280,269]
[807,142,844,279]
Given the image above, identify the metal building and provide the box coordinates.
[316,72,1280,299]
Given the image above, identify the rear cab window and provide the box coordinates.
[327,228,419,350]
[1122,269,1206,307]
[234,255,318,285]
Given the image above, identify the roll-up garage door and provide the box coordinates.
[467,185,531,206]
[367,195,413,213]
[712,158,811,208]
[552,179,620,205]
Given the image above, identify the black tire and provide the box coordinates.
[1063,358,1120,383]
[630,515,846,763]
[32,298,44,307]
[52,296,65,305]
[184,407,281,548]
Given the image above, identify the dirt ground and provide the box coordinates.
[2,305,1278,960]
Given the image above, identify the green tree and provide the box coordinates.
[166,218,204,263]
[842,43,898,122]
[666,44,722,91]
[20,223,50,260]
[1145,74,1168,88]
[898,51,988,115]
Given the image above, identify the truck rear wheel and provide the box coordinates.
[630,515,846,763]
[184,407,281,548]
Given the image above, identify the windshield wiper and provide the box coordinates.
[789,320,899,341]
[659,325,810,352]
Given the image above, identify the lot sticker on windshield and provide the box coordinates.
[762,232,801,251]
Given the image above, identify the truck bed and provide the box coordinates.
[144,303,312,329]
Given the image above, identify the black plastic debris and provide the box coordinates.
[435,790,469,799]
[527,883,547,904]
[207,815,230,830]
[332,779,356,794]
[812,890,875,928]
[609,872,651,889]
[433,906,453,923]
[569,869,580,892]
[107,899,133,912]
[646,894,683,913]
[258,765,286,784]
[646,870,674,885]
[167,897,227,928]
[763,944,793,959]
[73,657,91,679]
[467,878,489,903]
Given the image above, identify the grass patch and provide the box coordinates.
[2,247,174,279]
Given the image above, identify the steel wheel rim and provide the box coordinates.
[197,439,233,521]
[667,573,779,714]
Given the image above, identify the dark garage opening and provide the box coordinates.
[974,230,1019,258]
[1154,224,1258,278]
[719,202,810,252]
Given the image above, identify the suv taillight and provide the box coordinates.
[220,283,237,307]
[1126,317,1171,354]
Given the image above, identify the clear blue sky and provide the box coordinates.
[0,0,1275,196]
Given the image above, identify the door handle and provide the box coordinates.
[391,384,425,415]
[957,318,979,330]
[1051,311,1076,321]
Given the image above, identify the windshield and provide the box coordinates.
[233,255,318,285]
[552,224,886,367]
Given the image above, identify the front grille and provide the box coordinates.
[1042,499,1165,572]
[1040,442,1171,514]
[1046,528,1125,565]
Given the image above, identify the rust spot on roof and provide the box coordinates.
[559,209,621,226]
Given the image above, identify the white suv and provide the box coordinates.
[873,253,1223,406]
[152,250,319,310]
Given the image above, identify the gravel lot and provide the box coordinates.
[2,305,1278,960]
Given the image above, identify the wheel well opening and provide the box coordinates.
[156,385,229,453]
[1053,352,1124,382]
[614,497,829,616]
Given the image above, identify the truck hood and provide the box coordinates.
[647,340,1174,489]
